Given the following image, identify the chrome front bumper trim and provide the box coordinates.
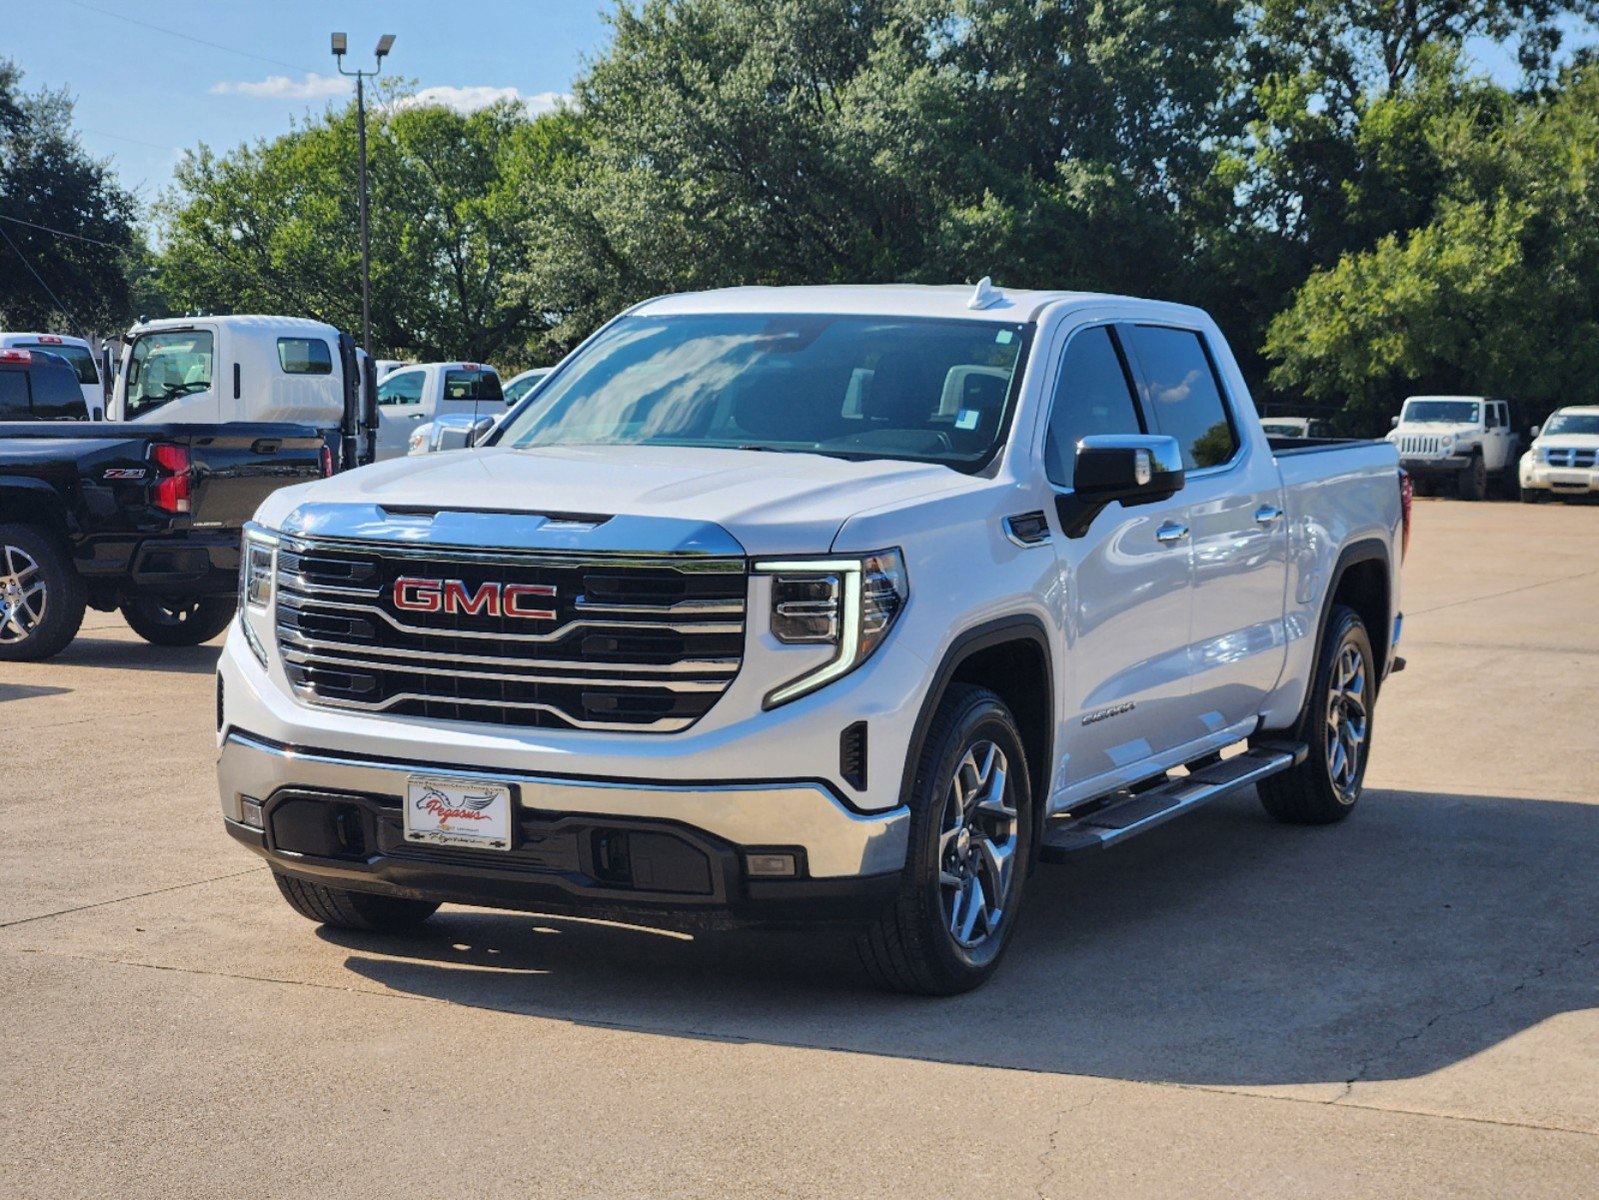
[216,731,908,878]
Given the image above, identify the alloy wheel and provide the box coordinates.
[1325,643,1368,801]
[938,740,1019,950]
[0,543,46,645]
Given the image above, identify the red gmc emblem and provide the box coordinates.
[393,576,556,620]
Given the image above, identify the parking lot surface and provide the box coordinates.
[2,499,1596,1198]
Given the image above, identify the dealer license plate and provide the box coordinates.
[403,775,514,851]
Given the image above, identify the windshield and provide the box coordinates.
[126,330,213,417]
[18,342,98,385]
[503,370,549,405]
[1403,399,1479,424]
[1544,412,1599,437]
[496,314,1028,470]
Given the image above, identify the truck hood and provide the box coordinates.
[1391,423,1477,440]
[253,444,976,555]
[1533,433,1599,451]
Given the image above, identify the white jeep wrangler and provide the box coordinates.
[1386,395,1520,500]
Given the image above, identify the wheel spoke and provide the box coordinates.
[958,877,985,944]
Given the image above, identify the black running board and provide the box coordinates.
[1039,742,1308,860]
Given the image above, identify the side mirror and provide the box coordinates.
[1056,434,1185,538]
[90,407,104,421]
[1390,416,1400,429]
[1531,424,1541,438]
[464,416,497,448]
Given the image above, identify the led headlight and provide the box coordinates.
[238,523,278,666]
[756,549,907,707]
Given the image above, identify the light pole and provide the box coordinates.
[332,32,395,356]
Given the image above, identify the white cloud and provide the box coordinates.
[394,86,570,115]
[211,72,352,100]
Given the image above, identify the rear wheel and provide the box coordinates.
[1458,454,1488,501]
[120,595,237,646]
[857,684,1033,995]
[1256,604,1375,825]
[273,872,440,932]
[0,524,85,662]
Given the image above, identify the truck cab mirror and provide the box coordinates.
[1390,415,1399,428]
[90,407,103,421]
[1056,434,1186,538]
[1531,424,1541,438]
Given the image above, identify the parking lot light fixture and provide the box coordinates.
[332,33,397,357]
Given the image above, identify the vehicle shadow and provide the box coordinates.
[53,636,221,674]
[325,787,1598,1088]
[0,683,73,703]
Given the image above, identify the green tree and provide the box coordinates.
[157,89,551,364]
[1266,67,1599,430]
[0,59,138,333]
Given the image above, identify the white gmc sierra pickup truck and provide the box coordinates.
[217,283,1409,994]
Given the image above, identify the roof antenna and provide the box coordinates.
[968,276,1003,310]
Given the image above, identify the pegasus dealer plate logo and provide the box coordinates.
[393,576,556,620]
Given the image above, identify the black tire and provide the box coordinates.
[1458,454,1487,501]
[120,595,237,646]
[1411,477,1434,498]
[856,684,1034,995]
[1520,484,1544,504]
[1256,604,1375,825]
[0,523,86,662]
[273,872,440,932]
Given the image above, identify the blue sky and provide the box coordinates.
[6,1,1589,215]
[9,0,612,203]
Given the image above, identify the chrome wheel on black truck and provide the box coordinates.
[0,524,85,662]
[858,684,1033,995]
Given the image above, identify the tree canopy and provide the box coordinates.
[142,0,1599,422]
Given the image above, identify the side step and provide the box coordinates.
[1039,742,1308,861]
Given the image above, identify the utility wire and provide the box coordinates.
[0,212,128,251]
[0,221,84,336]
[58,0,318,75]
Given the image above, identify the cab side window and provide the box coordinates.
[1122,326,1239,470]
[1044,326,1143,487]
[1485,403,1500,429]
[378,370,424,406]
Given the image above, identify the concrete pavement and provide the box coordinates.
[2,499,1596,1197]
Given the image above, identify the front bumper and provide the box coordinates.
[217,731,907,928]
[1398,454,1471,479]
[1520,464,1599,495]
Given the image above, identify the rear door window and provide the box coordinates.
[1044,326,1144,487]
[1121,326,1239,470]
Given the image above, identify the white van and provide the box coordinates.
[108,315,377,467]
[0,332,104,413]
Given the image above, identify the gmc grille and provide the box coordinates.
[275,539,747,733]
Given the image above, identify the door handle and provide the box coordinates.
[1255,505,1284,526]
[1155,521,1189,544]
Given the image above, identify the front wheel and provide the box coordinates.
[1520,484,1544,504]
[274,872,440,932]
[120,595,237,646]
[1256,604,1375,825]
[1458,455,1488,501]
[857,684,1033,995]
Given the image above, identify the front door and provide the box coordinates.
[1044,323,1195,803]
[375,367,428,459]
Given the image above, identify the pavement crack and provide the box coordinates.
[1034,1092,1093,1199]
[0,867,266,929]
[1338,934,1598,1102]
[1407,569,1599,616]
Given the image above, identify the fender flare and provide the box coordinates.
[898,615,1056,839]
[0,477,75,537]
[1282,536,1392,740]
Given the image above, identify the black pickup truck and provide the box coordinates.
[0,421,328,661]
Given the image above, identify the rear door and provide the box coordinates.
[1045,323,1196,793]
[1119,323,1289,742]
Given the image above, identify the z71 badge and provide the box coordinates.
[102,467,147,481]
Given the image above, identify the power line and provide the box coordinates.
[79,126,179,152]
[0,212,128,251]
[58,0,318,75]
[0,222,83,335]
